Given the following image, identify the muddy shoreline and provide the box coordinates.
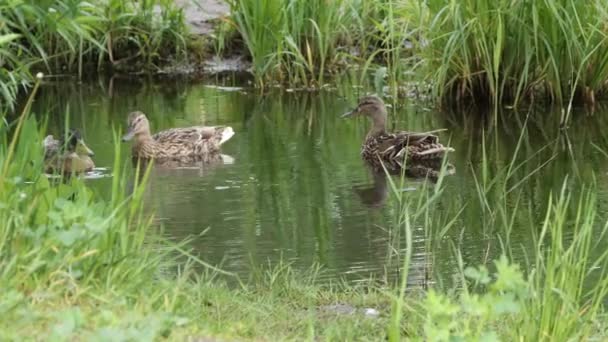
[158,0,252,77]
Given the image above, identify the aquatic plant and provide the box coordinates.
[0,0,189,111]
[101,0,188,71]
[410,0,608,118]
[0,33,31,110]
[227,0,361,87]
[384,121,608,340]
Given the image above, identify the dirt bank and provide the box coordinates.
[175,0,230,35]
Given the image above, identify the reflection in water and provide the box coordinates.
[353,170,389,209]
[353,167,440,209]
[28,76,608,286]
[129,152,235,171]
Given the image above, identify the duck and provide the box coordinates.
[43,129,95,174]
[121,111,235,164]
[342,95,454,177]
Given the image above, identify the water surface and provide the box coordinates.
[31,76,608,286]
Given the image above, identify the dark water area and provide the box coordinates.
[29,75,608,286]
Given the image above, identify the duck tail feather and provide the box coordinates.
[416,146,454,156]
[219,127,235,145]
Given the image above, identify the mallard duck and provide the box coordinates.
[342,95,454,176]
[121,111,234,164]
[43,129,95,174]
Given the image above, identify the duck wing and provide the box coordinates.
[375,130,453,163]
[154,126,234,144]
[151,126,235,157]
[154,127,206,143]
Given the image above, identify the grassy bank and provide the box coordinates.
[1,85,607,340]
[0,0,192,110]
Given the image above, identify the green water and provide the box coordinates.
[31,76,608,285]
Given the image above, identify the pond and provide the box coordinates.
[30,75,608,286]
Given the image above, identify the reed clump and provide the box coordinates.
[226,0,350,88]
[409,0,608,113]
[227,0,608,114]
[226,0,417,88]
[0,0,190,109]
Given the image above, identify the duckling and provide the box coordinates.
[43,129,95,174]
[342,95,454,176]
[121,111,234,164]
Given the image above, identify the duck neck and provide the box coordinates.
[367,110,387,137]
[133,134,158,158]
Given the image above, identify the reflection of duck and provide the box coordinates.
[342,95,455,178]
[43,129,95,174]
[354,164,453,209]
[133,152,234,168]
[353,170,389,208]
[121,111,234,165]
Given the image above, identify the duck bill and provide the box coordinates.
[77,139,95,157]
[121,130,135,142]
[341,109,357,118]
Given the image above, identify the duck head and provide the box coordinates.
[122,111,151,142]
[341,95,387,118]
[65,129,94,157]
[341,95,388,135]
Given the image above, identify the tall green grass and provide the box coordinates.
[0,33,31,111]
[227,0,353,87]
[228,0,608,114]
[384,123,608,340]
[226,0,425,90]
[409,0,608,117]
[0,0,188,110]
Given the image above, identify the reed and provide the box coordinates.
[227,0,367,88]
[410,0,608,117]
[0,0,189,111]
[384,123,608,340]
[0,33,30,110]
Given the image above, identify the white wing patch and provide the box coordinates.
[219,127,235,145]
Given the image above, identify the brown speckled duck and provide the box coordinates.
[342,95,454,177]
[121,111,234,164]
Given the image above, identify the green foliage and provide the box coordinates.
[227,0,372,87]
[0,33,31,110]
[410,0,608,114]
[381,120,608,340]
[0,0,189,110]
[102,0,188,70]
[424,256,529,341]
[226,0,422,89]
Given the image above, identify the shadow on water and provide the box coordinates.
[27,75,608,286]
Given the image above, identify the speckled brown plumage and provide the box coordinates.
[361,130,453,173]
[343,95,455,179]
[122,111,234,166]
